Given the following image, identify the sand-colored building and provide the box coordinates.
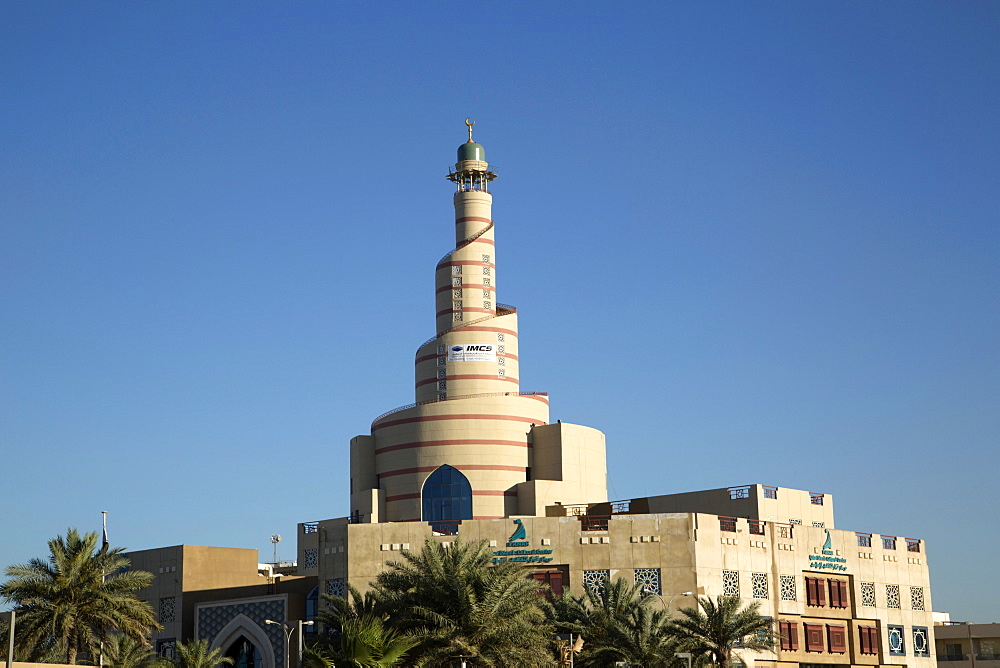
[125,124,935,667]
[935,622,1000,666]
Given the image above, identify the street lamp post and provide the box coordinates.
[265,619,314,668]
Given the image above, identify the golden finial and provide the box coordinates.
[465,118,475,142]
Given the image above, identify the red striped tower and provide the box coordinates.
[349,121,605,525]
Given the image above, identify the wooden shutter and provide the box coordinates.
[860,626,879,655]
[804,623,825,652]
[827,625,847,653]
[780,621,799,651]
[828,579,847,608]
[806,577,827,606]
[549,571,564,597]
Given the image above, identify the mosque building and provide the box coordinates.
[133,123,937,668]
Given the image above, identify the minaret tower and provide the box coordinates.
[349,121,607,528]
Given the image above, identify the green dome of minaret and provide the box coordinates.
[457,118,486,162]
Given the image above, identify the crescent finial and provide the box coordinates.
[465,118,475,142]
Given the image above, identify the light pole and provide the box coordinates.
[265,619,314,668]
[652,590,693,614]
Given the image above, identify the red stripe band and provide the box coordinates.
[379,465,527,478]
[416,375,518,388]
[373,413,546,431]
[376,439,529,455]
[456,217,492,223]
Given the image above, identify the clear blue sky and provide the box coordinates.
[2,2,997,621]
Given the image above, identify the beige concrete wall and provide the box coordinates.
[643,485,835,529]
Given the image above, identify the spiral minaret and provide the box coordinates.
[349,121,607,527]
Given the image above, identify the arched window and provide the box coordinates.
[422,465,473,526]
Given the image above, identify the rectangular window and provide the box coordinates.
[804,623,825,652]
[856,532,872,547]
[729,486,750,499]
[828,579,848,608]
[719,517,737,532]
[810,492,824,505]
[805,577,826,607]
[748,519,765,535]
[763,486,778,499]
[906,538,921,552]
[913,627,930,657]
[779,621,799,651]
[882,535,897,550]
[888,624,905,656]
[827,625,847,653]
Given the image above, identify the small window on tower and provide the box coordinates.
[498,369,505,377]
[482,266,491,276]
[484,301,492,310]
[482,254,490,263]
[452,277,462,287]
[497,333,505,342]
[453,301,462,311]
[437,369,446,378]
[437,380,447,390]
[497,345,505,354]
[482,278,491,287]
[453,289,462,298]
[452,266,462,275]
[453,313,463,322]
[436,356,446,367]
[498,357,505,366]
[483,289,491,298]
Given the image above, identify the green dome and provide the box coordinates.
[457,141,486,162]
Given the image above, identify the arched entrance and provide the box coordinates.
[225,636,263,668]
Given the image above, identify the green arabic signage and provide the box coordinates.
[491,519,555,564]
[809,529,847,571]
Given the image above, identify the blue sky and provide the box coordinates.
[2,2,997,621]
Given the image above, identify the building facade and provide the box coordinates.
[127,124,935,667]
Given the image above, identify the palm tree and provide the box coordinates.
[669,596,776,668]
[104,634,171,668]
[174,639,234,668]
[550,577,676,667]
[305,615,418,667]
[0,528,159,664]
[316,582,381,633]
[372,538,556,666]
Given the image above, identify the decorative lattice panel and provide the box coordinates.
[751,573,768,599]
[303,549,318,569]
[910,586,925,611]
[326,578,346,598]
[812,521,826,528]
[886,584,900,609]
[779,575,796,601]
[159,597,176,623]
[788,518,802,525]
[722,570,739,597]
[197,599,285,660]
[633,568,661,596]
[583,570,610,595]
[496,333,504,342]
[482,254,490,263]
[861,582,876,607]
